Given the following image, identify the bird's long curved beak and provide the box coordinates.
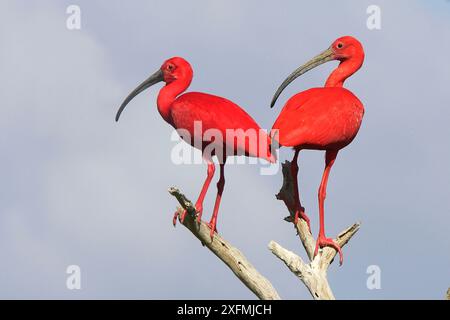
[270,47,334,108]
[115,69,164,122]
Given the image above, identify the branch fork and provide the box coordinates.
[268,161,360,300]
[168,159,360,300]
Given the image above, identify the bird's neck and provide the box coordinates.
[157,78,191,124]
[325,55,363,88]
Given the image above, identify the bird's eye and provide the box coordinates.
[337,43,344,49]
[167,64,175,71]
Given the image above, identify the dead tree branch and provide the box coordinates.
[168,187,281,300]
[268,161,360,300]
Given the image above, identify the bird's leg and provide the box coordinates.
[208,162,225,240]
[314,150,343,265]
[172,159,215,226]
[290,149,311,231]
[192,161,215,223]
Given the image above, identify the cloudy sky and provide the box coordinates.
[1,0,449,299]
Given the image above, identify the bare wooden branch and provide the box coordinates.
[168,187,281,300]
[275,162,316,260]
[268,240,335,299]
[269,161,360,300]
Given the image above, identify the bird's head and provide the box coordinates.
[160,57,193,85]
[329,36,364,62]
[270,36,365,108]
[115,57,193,122]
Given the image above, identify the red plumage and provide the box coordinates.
[270,36,365,265]
[272,87,364,150]
[117,57,274,239]
[172,92,273,161]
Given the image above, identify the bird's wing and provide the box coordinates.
[172,92,260,131]
[171,92,273,160]
[271,87,362,148]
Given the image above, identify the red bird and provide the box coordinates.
[116,57,275,239]
[270,36,365,265]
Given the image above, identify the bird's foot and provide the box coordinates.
[172,209,188,226]
[173,204,203,226]
[207,220,218,240]
[293,207,311,233]
[172,210,180,226]
[314,235,343,266]
[194,204,203,224]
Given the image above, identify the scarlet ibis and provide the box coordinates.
[116,57,275,239]
[270,36,365,265]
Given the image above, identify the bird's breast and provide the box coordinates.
[272,87,365,150]
[327,102,364,149]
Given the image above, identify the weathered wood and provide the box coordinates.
[169,187,281,300]
[269,161,360,300]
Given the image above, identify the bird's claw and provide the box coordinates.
[195,204,203,224]
[173,204,203,227]
[293,207,311,233]
[173,209,188,226]
[207,221,218,240]
[314,236,343,266]
[172,210,180,226]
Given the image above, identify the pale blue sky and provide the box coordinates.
[0,0,449,299]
